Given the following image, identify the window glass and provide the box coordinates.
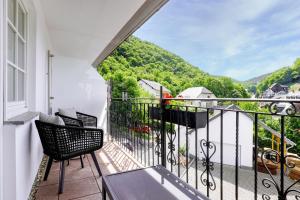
[8,25,16,63]
[18,71,25,101]
[7,65,16,102]
[6,0,27,106]
[18,38,25,69]
[8,0,15,24]
[18,5,25,37]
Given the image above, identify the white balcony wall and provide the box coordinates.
[52,56,107,131]
[1,0,52,199]
[0,0,4,199]
[3,116,42,200]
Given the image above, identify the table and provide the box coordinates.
[102,165,209,200]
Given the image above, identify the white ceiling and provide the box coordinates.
[41,0,147,64]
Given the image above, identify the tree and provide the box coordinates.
[98,36,249,98]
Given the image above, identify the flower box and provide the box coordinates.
[149,107,207,128]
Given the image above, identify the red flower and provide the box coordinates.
[163,92,173,105]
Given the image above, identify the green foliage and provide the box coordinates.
[256,58,300,94]
[179,145,186,156]
[98,36,249,98]
[285,117,300,154]
[238,102,260,112]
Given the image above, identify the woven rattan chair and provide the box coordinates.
[55,111,98,168]
[55,112,97,128]
[35,120,103,194]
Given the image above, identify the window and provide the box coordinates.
[6,0,27,106]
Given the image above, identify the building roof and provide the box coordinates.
[139,79,170,93]
[269,83,289,90]
[209,105,296,146]
[178,87,214,99]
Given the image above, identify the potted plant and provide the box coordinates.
[149,92,207,128]
[179,145,188,166]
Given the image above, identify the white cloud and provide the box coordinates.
[134,0,300,80]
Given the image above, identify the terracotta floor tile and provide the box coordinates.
[35,184,59,200]
[95,177,103,192]
[59,177,100,200]
[41,158,92,186]
[90,160,118,176]
[72,193,102,200]
[35,142,142,200]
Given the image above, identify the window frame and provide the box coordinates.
[5,0,28,119]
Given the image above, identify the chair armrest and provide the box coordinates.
[55,113,84,127]
[76,112,97,128]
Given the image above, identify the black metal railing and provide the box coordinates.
[108,89,300,200]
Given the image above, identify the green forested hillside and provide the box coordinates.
[256,58,300,94]
[98,36,248,98]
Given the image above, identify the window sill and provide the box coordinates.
[4,111,39,125]
[5,104,28,119]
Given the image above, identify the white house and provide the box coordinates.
[139,79,171,97]
[174,105,253,168]
[173,105,295,168]
[177,87,217,108]
[0,0,167,199]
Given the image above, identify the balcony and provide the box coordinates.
[32,141,142,200]
[32,95,300,200]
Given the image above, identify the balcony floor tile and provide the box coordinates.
[33,141,142,200]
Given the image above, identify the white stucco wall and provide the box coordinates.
[15,117,43,200]
[173,111,253,167]
[0,0,4,198]
[52,56,107,130]
[31,0,52,113]
[3,117,42,200]
[2,0,51,199]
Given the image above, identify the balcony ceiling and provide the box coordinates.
[41,0,167,66]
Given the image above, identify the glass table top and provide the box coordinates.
[103,165,209,200]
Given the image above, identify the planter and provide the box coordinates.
[289,166,300,180]
[257,158,278,175]
[149,107,207,128]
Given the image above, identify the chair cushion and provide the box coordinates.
[59,108,77,119]
[39,113,65,125]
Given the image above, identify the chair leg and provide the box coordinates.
[80,155,84,168]
[90,152,102,177]
[44,157,53,181]
[58,161,65,194]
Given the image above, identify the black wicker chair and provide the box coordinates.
[55,112,97,128]
[55,111,98,168]
[35,120,103,194]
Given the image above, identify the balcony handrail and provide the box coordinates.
[108,85,300,200]
[112,97,300,103]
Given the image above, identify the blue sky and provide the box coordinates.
[134,0,300,81]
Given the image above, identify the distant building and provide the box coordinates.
[286,92,300,99]
[138,79,171,97]
[175,105,295,168]
[262,91,300,115]
[262,83,289,98]
[177,87,217,108]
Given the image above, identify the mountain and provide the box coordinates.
[244,73,271,85]
[255,59,300,94]
[97,36,249,98]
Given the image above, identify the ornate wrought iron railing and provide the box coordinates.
[108,88,300,200]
